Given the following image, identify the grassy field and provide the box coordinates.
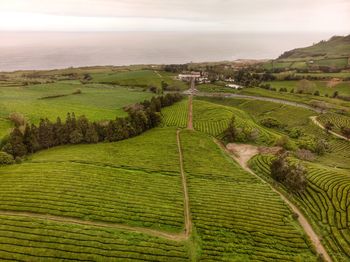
[0,81,152,138]
[264,80,350,96]
[180,130,316,261]
[250,155,350,262]
[91,69,187,90]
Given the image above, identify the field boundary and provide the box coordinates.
[213,139,332,262]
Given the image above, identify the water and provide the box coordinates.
[0,31,331,71]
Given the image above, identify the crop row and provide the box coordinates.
[0,162,184,232]
[162,99,189,128]
[0,215,189,261]
[179,130,316,261]
[249,154,350,262]
[318,113,350,133]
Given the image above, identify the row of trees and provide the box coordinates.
[2,94,183,159]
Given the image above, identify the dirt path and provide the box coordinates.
[177,130,192,237]
[214,140,332,262]
[310,116,349,141]
[188,95,194,130]
[0,210,187,241]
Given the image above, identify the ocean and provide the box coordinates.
[0,31,331,71]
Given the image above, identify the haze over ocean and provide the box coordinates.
[0,31,332,71]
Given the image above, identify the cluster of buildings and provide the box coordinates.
[177,71,242,89]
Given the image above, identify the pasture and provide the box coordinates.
[0,81,152,138]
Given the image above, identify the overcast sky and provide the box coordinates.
[0,0,349,33]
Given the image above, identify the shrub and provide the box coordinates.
[260,118,282,129]
[340,126,350,139]
[313,90,320,96]
[289,127,303,139]
[72,88,82,95]
[274,136,293,150]
[0,151,14,165]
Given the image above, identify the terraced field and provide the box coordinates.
[180,130,316,261]
[192,99,279,144]
[162,99,189,128]
[318,113,350,134]
[250,154,350,261]
[0,215,189,261]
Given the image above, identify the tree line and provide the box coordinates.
[1,93,183,160]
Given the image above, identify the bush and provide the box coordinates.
[0,152,14,165]
[289,127,303,139]
[313,90,320,96]
[274,136,294,150]
[260,118,282,129]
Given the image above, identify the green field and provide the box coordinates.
[0,81,153,138]
[1,65,350,260]
[264,80,350,96]
[250,155,350,261]
[91,69,187,90]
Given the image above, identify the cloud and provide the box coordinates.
[0,0,349,32]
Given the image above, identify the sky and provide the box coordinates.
[0,0,349,33]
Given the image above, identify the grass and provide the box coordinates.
[250,155,350,262]
[0,81,153,138]
[180,130,317,261]
[91,69,187,90]
[264,80,350,97]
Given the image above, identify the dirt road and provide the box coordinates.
[310,116,349,141]
[214,140,332,262]
[177,130,192,237]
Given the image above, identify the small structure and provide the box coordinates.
[226,84,242,89]
[178,72,201,82]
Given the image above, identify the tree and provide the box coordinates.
[332,91,339,98]
[38,119,54,149]
[84,124,99,143]
[69,129,83,144]
[224,116,238,142]
[270,152,307,193]
[340,126,350,139]
[3,127,27,157]
[324,121,334,133]
[23,124,40,153]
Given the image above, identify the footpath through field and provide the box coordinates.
[214,141,332,262]
[0,132,193,243]
[310,116,349,141]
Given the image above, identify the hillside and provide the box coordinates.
[278,35,350,59]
